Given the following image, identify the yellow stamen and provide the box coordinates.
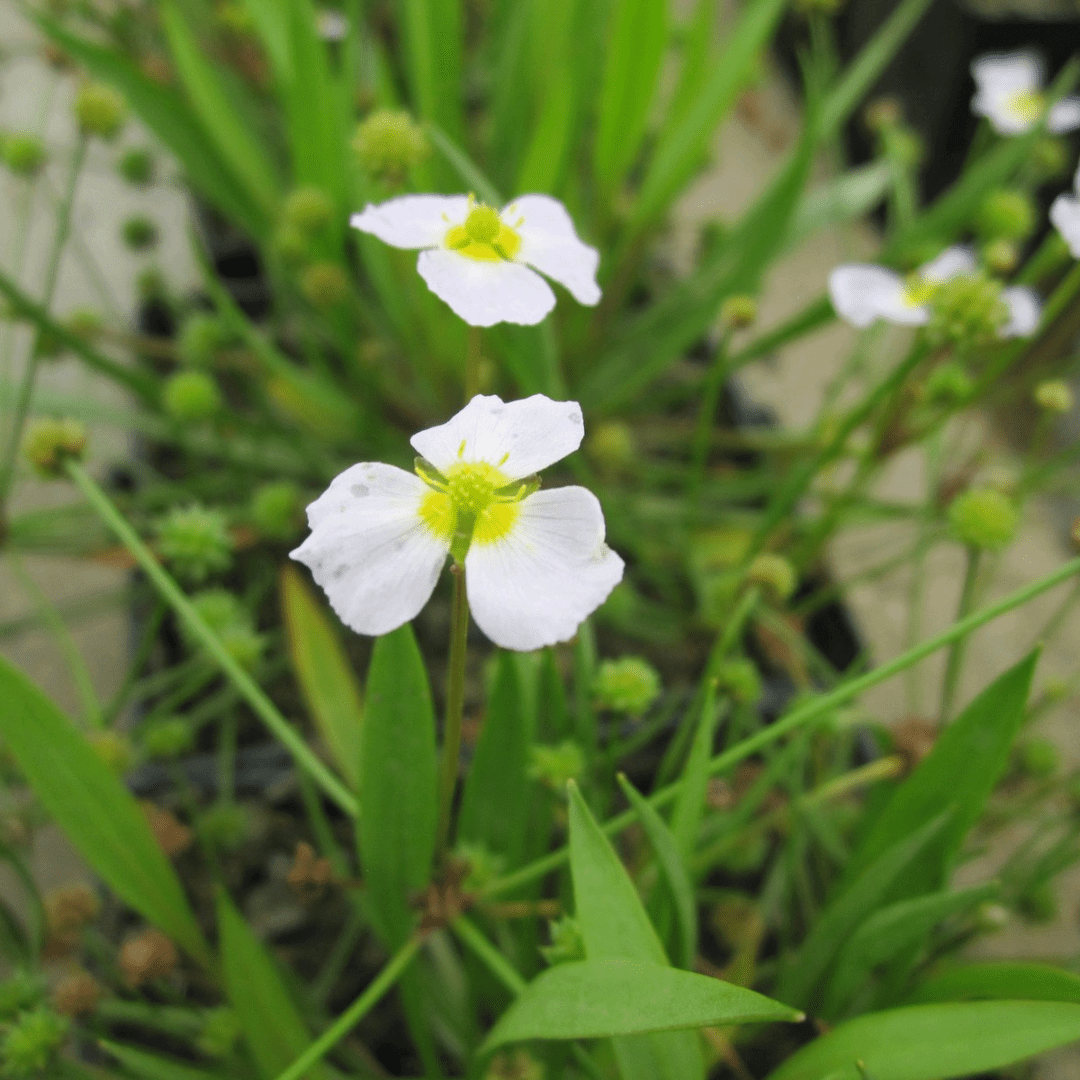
[445,203,523,263]
[903,275,939,308]
[1008,88,1045,125]
[416,459,524,546]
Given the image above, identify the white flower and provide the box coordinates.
[1050,161,1080,258]
[828,245,1039,338]
[971,52,1080,136]
[351,194,601,327]
[290,394,624,651]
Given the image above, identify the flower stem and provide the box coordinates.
[465,326,481,401]
[687,334,730,518]
[436,562,469,866]
[939,545,981,726]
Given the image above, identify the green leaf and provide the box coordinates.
[593,0,667,197]
[568,781,705,1080]
[0,655,211,967]
[427,123,504,206]
[775,811,952,1009]
[820,883,998,1018]
[239,0,293,84]
[785,160,893,249]
[281,566,363,791]
[537,648,572,740]
[359,625,438,947]
[160,1,282,218]
[617,775,697,971]
[217,891,330,1080]
[33,15,267,240]
[631,0,788,231]
[843,650,1037,897]
[458,652,534,865]
[99,1040,224,1080]
[909,962,1080,1006]
[670,683,720,864]
[765,1001,1080,1080]
[400,0,464,146]
[481,957,801,1051]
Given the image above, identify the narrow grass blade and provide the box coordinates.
[909,962,1080,1006]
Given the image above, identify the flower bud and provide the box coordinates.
[926,273,1008,349]
[119,928,178,986]
[720,294,758,331]
[141,801,194,858]
[121,214,157,250]
[251,480,303,540]
[528,740,585,791]
[88,730,133,775]
[283,186,334,234]
[196,1007,242,1058]
[155,504,234,583]
[139,716,193,760]
[136,266,166,300]
[593,656,662,715]
[197,804,250,851]
[1,134,46,177]
[540,915,585,965]
[1,1009,68,1076]
[747,552,797,603]
[948,487,1018,551]
[177,312,227,368]
[714,658,762,705]
[352,109,428,186]
[0,973,45,1021]
[485,1049,545,1080]
[1034,379,1073,414]
[22,418,85,477]
[52,970,103,1017]
[163,370,221,422]
[863,96,903,133]
[1027,136,1068,182]
[922,362,973,405]
[1018,737,1059,779]
[585,420,637,473]
[884,126,924,168]
[981,238,1019,275]
[74,82,125,140]
[300,261,350,310]
[975,188,1035,241]
[118,147,153,186]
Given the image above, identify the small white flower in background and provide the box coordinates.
[290,394,624,651]
[316,8,349,40]
[1050,161,1080,258]
[828,246,1040,338]
[971,52,1080,136]
[351,194,601,327]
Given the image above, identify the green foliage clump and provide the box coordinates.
[0,975,45,1023]
[539,916,584,965]
[455,842,505,892]
[593,656,661,715]
[948,488,1018,551]
[155,505,234,583]
[163,370,222,422]
[0,1010,67,1078]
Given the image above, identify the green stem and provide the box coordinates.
[480,554,1080,898]
[465,326,481,401]
[939,545,981,725]
[687,333,731,515]
[452,914,525,994]
[436,563,469,866]
[270,934,422,1080]
[65,461,358,818]
[0,135,88,507]
[1035,577,1080,647]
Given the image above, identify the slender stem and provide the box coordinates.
[1035,577,1080,647]
[0,135,88,506]
[465,326,481,401]
[480,555,1080,897]
[939,545,981,726]
[436,563,469,866]
[270,935,422,1080]
[65,461,359,818]
[451,914,525,995]
[687,333,730,516]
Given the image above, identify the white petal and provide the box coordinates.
[350,194,469,250]
[971,52,1043,135]
[416,248,555,327]
[464,487,624,651]
[290,463,449,637]
[410,394,584,480]
[506,194,602,306]
[828,265,924,328]
[1050,194,1080,258]
[1049,97,1080,134]
[920,245,976,282]
[999,286,1041,338]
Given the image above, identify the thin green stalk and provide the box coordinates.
[687,333,731,515]
[270,935,423,1080]
[480,554,1080,898]
[311,909,366,1006]
[452,914,526,994]
[436,563,469,866]
[0,135,88,506]
[1035,577,1080,647]
[939,545,981,726]
[465,325,481,401]
[66,461,359,818]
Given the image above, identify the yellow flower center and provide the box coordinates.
[417,457,528,555]
[1008,89,1045,125]
[903,275,939,308]
[445,202,523,262]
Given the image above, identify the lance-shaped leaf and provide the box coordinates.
[481,957,801,1051]
[909,962,1080,1006]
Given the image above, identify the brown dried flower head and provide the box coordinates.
[44,884,99,957]
[119,929,178,987]
[52,970,103,1017]
[140,801,194,858]
[286,841,334,895]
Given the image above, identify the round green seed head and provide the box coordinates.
[593,656,662,715]
[273,226,310,267]
[283,186,334,234]
[300,261,350,310]
[714,658,762,705]
[177,313,227,368]
[585,420,637,473]
[528,740,585,791]
[155,504,234,584]
[747,552,797,602]
[2,134,46,177]
[22,418,85,477]
[251,480,302,540]
[140,717,193,760]
[196,1007,242,1058]
[923,362,974,405]
[0,1009,68,1077]
[118,147,153,186]
[1034,379,1073,413]
[197,804,250,851]
[981,238,1019,275]
[163,370,221,422]
[926,273,1008,349]
[948,487,1018,551]
[1019,737,1060,779]
[88,730,133,775]
[352,109,429,186]
[1028,136,1069,182]
[720,294,758,330]
[75,82,126,140]
[122,214,157,250]
[975,188,1035,241]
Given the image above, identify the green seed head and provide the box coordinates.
[747,552,797,603]
[177,313,228,368]
[88,730,133,775]
[163,370,222,422]
[720,294,758,330]
[1034,379,1073,413]
[714,658,763,705]
[528,740,586,791]
[926,273,1008,349]
[593,656,662,715]
[251,481,303,540]
[923,362,974,405]
[300,261,350,310]
[540,915,585,966]
[184,589,264,670]
[22,418,85,477]
[2,134,46,177]
[196,1007,242,1059]
[1019,737,1059,779]
[122,214,157,250]
[352,109,428,186]
[75,82,126,140]
[140,717,193,760]
[485,1049,545,1080]
[1027,136,1069,182]
[948,488,1018,551]
[0,1010,68,1077]
[975,188,1035,241]
[283,186,334,234]
[454,842,505,892]
[585,420,637,473]
[118,147,153,186]
[197,804,250,851]
[155,504,234,584]
[981,238,1019,275]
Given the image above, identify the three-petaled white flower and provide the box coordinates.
[971,52,1080,136]
[290,395,624,651]
[828,246,1040,337]
[351,194,601,327]
[1050,161,1080,259]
